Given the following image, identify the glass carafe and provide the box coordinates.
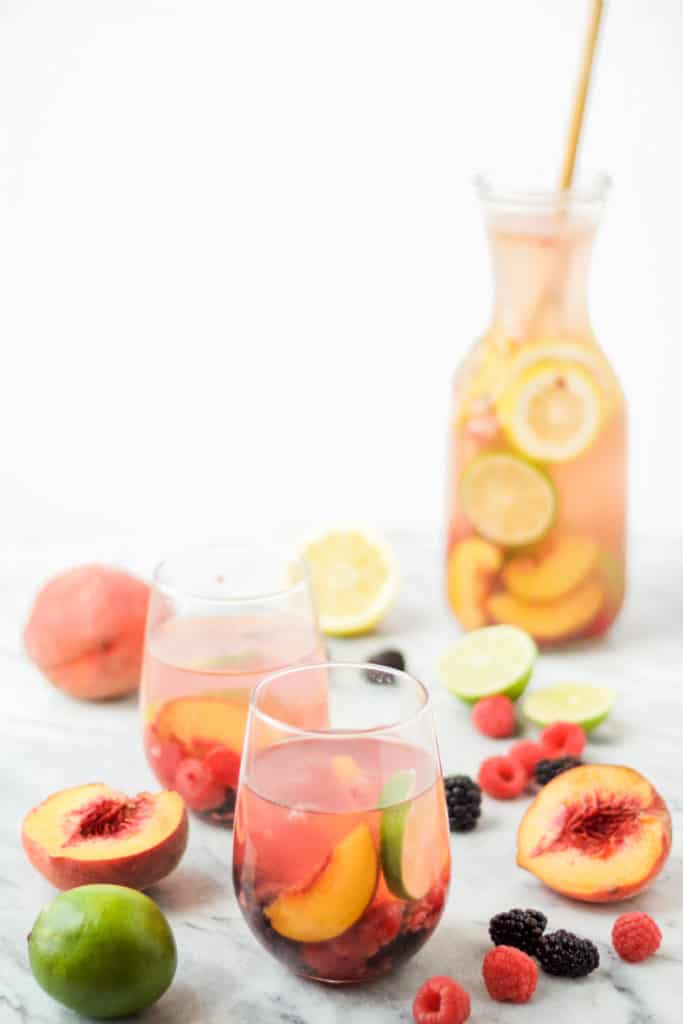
[446,177,626,646]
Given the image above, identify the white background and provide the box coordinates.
[2,0,682,552]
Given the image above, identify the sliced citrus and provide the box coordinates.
[299,529,398,636]
[379,771,445,900]
[499,359,603,462]
[438,625,536,703]
[460,453,555,547]
[523,682,615,731]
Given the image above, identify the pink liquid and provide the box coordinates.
[234,736,450,982]
[142,614,326,824]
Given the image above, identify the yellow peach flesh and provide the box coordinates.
[488,578,604,640]
[447,538,502,630]
[517,765,672,903]
[503,536,599,603]
[265,823,378,942]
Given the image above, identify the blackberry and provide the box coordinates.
[537,929,600,978]
[489,908,547,955]
[444,774,482,832]
[365,649,405,684]
[534,756,582,787]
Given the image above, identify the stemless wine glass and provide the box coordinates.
[233,662,451,983]
[141,545,325,826]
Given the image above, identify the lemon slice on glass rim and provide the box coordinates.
[298,528,398,636]
[498,359,604,462]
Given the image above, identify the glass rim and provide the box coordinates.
[249,660,432,738]
[152,542,312,605]
[474,172,611,207]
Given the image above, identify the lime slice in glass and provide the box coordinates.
[523,683,615,731]
[438,625,536,704]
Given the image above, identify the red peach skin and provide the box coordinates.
[24,564,150,700]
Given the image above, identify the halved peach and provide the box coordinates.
[22,783,188,891]
[446,537,502,629]
[502,536,599,603]
[517,765,672,903]
[488,577,604,643]
[154,694,248,756]
[265,823,378,942]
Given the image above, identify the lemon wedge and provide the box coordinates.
[498,359,603,462]
[300,529,398,636]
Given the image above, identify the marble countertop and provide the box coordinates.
[1,532,682,1023]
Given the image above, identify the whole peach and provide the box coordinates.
[24,564,150,700]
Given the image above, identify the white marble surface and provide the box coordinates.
[1,532,682,1023]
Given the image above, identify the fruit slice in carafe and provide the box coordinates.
[459,453,556,547]
[498,360,603,463]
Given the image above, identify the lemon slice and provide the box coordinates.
[499,360,603,462]
[300,529,398,636]
[460,453,556,547]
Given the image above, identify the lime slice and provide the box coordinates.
[498,360,604,463]
[523,683,615,732]
[299,528,398,636]
[459,453,555,547]
[379,770,443,901]
[438,625,536,704]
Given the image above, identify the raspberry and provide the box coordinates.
[204,745,241,788]
[174,757,224,811]
[482,946,538,1003]
[145,727,185,788]
[539,721,586,758]
[612,912,662,963]
[413,975,470,1024]
[478,755,527,799]
[508,740,544,780]
[472,695,515,738]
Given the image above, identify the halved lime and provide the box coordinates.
[459,453,556,547]
[438,625,537,704]
[380,769,444,901]
[523,683,615,731]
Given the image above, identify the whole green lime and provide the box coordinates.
[28,884,177,1020]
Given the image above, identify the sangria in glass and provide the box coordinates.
[446,176,626,645]
[233,662,451,982]
[141,545,325,825]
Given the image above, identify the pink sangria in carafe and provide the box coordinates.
[446,178,626,645]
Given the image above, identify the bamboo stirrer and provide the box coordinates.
[525,0,605,337]
[560,0,605,190]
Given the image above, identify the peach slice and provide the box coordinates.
[517,765,672,903]
[488,578,604,642]
[154,694,248,756]
[22,783,188,891]
[265,823,378,942]
[502,536,599,603]
[447,537,502,629]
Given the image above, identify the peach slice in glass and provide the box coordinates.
[265,823,378,942]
